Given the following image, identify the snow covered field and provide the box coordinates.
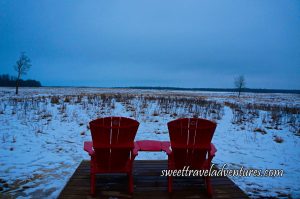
[0,87,299,198]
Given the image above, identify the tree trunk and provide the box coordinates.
[238,86,241,97]
[15,78,19,95]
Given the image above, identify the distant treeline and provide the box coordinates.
[127,86,300,94]
[0,74,41,87]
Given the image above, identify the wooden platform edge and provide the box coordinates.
[58,160,250,199]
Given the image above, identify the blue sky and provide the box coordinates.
[0,0,299,89]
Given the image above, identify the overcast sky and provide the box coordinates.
[0,0,299,89]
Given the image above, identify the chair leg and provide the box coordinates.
[91,173,96,196]
[205,176,213,197]
[128,172,133,193]
[168,176,173,193]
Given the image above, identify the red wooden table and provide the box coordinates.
[134,140,171,155]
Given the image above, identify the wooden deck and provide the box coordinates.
[58,160,249,199]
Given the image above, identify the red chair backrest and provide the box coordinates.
[89,117,139,171]
[168,118,217,169]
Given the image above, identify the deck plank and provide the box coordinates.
[58,160,249,199]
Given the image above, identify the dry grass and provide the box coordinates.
[253,128,267,135]
[273,136,284,143]
[225,101,299,135]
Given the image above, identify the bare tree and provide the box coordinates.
[234,75,246,97]
[14,52,32,94]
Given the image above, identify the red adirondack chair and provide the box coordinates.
[167,118,217,196]
[84,117,139,195]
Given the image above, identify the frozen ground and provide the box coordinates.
[0,87,299,198]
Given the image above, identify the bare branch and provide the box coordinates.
[234,75,246,97]
[14,52,32,94]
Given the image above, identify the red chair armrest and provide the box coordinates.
[133,142,140,157]
[161,141,172,155]
[84,141,95,156]
[209,143,217,157]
